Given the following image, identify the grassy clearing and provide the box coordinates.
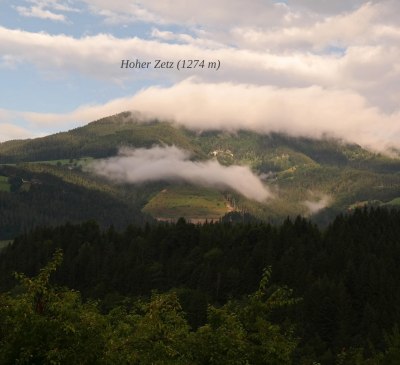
[383,197,400,206]
[347,197,400,210]
[143,185,230,220]
[0,240,12,251]
[0,175,10,192]
[348,200,383,210]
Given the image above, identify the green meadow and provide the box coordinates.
[143,185,230,221]
[0,176,10,192]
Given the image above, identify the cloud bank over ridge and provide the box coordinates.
[13,79,400,152]
[127,80,400,151]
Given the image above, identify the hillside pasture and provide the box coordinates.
[143,185,231,221]
[0,176,10,192]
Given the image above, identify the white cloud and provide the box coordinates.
[1,19,399,111]
[0,123,37,142]
[76,0,400,50]
[0,55,23,69]
[0,109,40,141]
[81,0,290,28]
[126,80,400,151]
[302,193,331,214]
[81,0,161,25]
[4,24,400,113]
[14,1,80,22]
[16,79,400,152]
[16,5,67,22]
[2,0,400,150]
[150,28,224,49]
[89,146,271,202]
[20,96,138,127]
[231,2,378,51]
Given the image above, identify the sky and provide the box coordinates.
[1,0,400,151]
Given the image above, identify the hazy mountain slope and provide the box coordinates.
[2,111,399,173]
[0,113,201,163]
[1,111,400,233]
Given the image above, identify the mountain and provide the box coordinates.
[1,111,400,239]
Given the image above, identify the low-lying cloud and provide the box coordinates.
[302,194,331,214]
[88,145,271,202]
[0,123,39,142]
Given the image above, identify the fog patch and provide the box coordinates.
[303,193,331,214]
[88,145,272,202]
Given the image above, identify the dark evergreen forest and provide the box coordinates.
[1,207,400,363]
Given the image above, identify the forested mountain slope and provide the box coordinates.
[0,163,153,239]
[1,111,400,238]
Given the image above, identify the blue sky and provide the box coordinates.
[1,0,400,152]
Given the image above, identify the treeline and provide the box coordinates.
[1,208,400,363]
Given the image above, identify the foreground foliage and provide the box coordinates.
[0,251,297,364]
[2,208,400,363]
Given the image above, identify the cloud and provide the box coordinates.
[288,0,366,14]
[0,109,39,141]
[231,2,378,51]
[20,95,145,127]
[86,4,159,25]
[81,0,290,28]
[73,0,400,53]
[0,55,22,69]
[88,145,271,202]
[14,1,80,22]
[0,123,38,142]
[0,26,236,81]
[150,28,224,49]
[16,5,67,22]
[2,0,400,148]
[15,79,400,152]
[302,194,331,214]
[124,80,400,152]
[2,17,400,111]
